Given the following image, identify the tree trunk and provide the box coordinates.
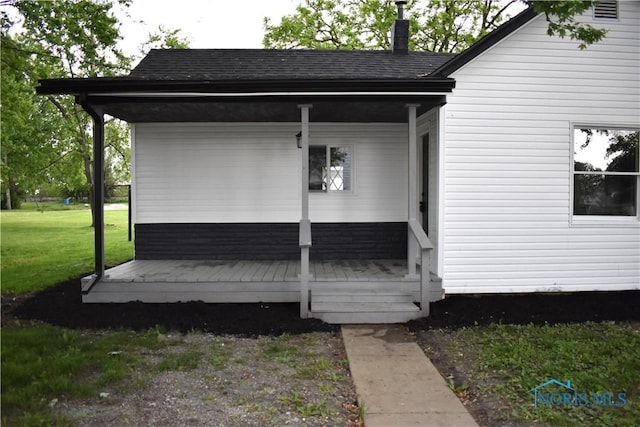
[5,187,12,210]
[80,133,95,226]
[72,105,95,227]
[3,155,11,210]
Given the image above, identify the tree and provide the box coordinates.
[263,0,607,52]
[139,24,190,54]
[1,0,130,216]
[1,23,72,208]
[1,0,187,216]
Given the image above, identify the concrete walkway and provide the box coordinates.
[342,325,479,427]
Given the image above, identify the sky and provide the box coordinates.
[116,0,300,57]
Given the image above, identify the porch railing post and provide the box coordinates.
[420,247,431,315]
[300,244,310,318]
[408,234,417,277]
[409,218,434,315]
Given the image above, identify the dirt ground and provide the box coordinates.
[3,277,639,427]
[2,278,359,427]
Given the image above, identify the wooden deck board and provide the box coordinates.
[85,260,444,310]
[100,259,416,284]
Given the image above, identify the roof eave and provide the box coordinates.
[36,77,456,97]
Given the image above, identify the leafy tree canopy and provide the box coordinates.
[263,0,607,52]
[1,0,187,211]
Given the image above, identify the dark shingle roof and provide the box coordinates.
[130,49,456,80]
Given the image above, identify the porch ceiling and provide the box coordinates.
[88,98,445,123]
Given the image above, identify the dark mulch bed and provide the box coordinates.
[7,277,338,336]
[408,290,640,330]
[5,275,639,335]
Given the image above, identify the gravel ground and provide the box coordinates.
[51,332,359,427]
[3,277,360,426]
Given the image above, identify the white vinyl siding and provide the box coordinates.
[443,4,640,293]
[133,122,407,223]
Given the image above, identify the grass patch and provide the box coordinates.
[262,335,300,363]
[445,321,640,426]
[18,201,95,212]
[156,348,203,372]
[296,356,345,382]
[277,390,331,418]
[210,338,233,370]
[1,323,158,426]
[1,208,133,294]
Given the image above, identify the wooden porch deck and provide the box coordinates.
[101,259,412,283]
[83,259,443,323]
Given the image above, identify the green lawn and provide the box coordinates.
[426,321,640,427]
[1,324,161,426]
[1,205,133,294]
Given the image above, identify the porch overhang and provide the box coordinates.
[37,77,455,122]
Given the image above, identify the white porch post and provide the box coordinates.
[299,104,312,318]
[300,104,312,221]
[407,104,420,277]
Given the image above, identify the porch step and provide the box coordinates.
[313,291,415,303]
[310,289,424,324]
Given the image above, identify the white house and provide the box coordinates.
[37,1,639,323]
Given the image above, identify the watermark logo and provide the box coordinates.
[531,379,627,408]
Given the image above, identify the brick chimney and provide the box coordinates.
[391,1,409,54]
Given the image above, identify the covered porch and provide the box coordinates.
[38,49,454,323]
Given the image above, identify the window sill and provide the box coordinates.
[571,215,640,227]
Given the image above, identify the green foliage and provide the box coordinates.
[1,0,130,209]
[530,0,606,49]
[1,1,187,209]
[139,24,190,56]
[264,0,609,53]
[1,324,159,426]
[264,0,512,52]
[0,208,133,294]
[449,322,640,426]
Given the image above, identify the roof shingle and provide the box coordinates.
[130,49,456,80]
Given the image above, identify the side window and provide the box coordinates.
[573,127,639,217]
[309,145,352,192]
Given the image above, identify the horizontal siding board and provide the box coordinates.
[134,122,408,223]
[446,194,568,201]
[442,4,639,296]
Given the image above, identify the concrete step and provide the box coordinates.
[311,300,423,324]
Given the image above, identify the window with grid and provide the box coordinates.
[309,145,352,191]
[573,127,639,217]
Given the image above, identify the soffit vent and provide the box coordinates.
[594,0,618,19]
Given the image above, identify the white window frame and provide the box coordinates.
[570,123,640,227]
[309,144,354,193]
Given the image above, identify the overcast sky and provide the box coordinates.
[117,0,299,56]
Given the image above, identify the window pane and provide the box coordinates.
[574,174,637,216]
[309,146,326,191]
[574,129,639,172]
[329,147,351,191]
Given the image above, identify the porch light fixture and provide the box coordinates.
[296,131,302,148]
